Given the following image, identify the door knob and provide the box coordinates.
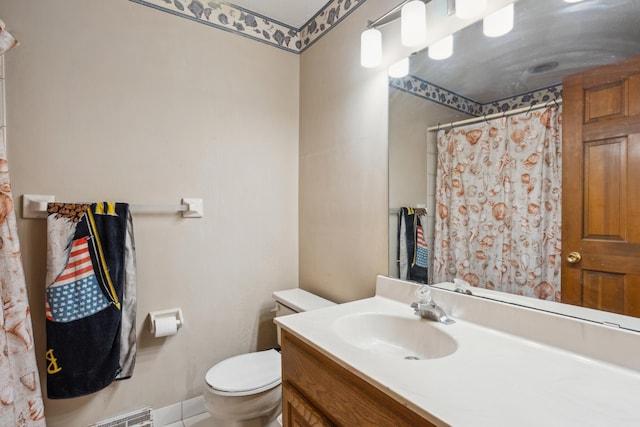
[567,251,582,264]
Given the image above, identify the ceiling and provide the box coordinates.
[411,0,640,103]
[229,0,328,28]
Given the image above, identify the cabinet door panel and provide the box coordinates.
[282,382,334,427]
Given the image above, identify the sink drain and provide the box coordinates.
[404,356,420,360]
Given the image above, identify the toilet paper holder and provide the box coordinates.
[149,308,184,335]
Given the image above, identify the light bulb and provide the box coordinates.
[483,3,514,37]
[455,0,486,19]
[401,0,427,47]
[429,35,453,60]
[360,28,382,68]
[388,57,410,78]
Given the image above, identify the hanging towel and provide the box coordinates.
[398,207,428,283]
[45,202,137,399]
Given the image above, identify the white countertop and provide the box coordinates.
[276,288,640,426]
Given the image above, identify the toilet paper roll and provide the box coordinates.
[154,316,178,337]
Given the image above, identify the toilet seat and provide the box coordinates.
[205,349,281,397]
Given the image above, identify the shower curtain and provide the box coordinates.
[433,107,562,300]
[0,22,47,426]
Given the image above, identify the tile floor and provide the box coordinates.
[152,396,281,427]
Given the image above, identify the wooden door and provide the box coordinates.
[562,55,640,316]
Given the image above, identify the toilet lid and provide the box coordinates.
[205,349,281,396]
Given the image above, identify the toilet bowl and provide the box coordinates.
[204,349,282,427]
[203,289,334,427]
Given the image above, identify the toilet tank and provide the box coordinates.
[272,288,335,345]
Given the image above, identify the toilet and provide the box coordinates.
[203,289,335,427]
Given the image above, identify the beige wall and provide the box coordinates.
[2,1,299,425]
[2,0,397,423]
[298,0,391,303]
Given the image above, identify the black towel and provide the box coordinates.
[45,202,136,399]
[398,207,428,284]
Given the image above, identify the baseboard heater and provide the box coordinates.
[88,407,153,427]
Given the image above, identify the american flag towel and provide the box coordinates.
[398,207,429,284]
[45,202,137,399]
[46,236,111,322]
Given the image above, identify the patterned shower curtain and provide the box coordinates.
[0,21,47,426]
[433,107,562,300]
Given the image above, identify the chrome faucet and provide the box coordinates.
[410,285,455,325]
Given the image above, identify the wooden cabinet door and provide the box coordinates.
[562,54,640,316]
[282,382,334,427]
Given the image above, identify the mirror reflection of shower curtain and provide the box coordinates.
[433,107,562,300]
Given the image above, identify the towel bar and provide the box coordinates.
[22,194,203,218]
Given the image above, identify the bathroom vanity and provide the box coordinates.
[276,276,640,427]
[281,330,435,426]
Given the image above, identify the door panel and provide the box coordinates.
[562,55,640,317]
[583,138,626,240]
[582,271,625,313]
[584,82,627,123]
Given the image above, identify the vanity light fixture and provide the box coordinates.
[359,0,513,69]
[360,28,383,68]
[401,0,428,47]
[455,0,487,19]
[388,57,411,78]
[483,3,514,37]
[428,34,453,59]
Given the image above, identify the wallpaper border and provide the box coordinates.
[299,0,367,52]
[390,75,483,116]
[391,75,563,116]
[482,84,563,114]
[129,0,368,54]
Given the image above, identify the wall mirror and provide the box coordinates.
[388,0,640,330]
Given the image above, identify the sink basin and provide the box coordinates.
[332,313,457,360]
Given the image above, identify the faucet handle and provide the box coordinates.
[414,285,432,304]
[453,278,473,295]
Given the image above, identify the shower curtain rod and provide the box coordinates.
[427,98,562,132]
